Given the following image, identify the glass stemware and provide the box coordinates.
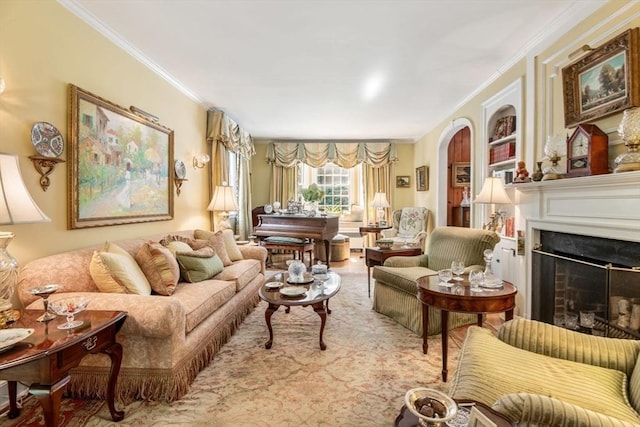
[451,261,465,281]
[48,297,90,330]
[438,269,453,286]
[29,284,60,322]
[468,269,484,292]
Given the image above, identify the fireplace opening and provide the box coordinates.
[532,231,640,339]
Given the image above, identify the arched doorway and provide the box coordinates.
[436,118,473,228]
[446,127,471,227]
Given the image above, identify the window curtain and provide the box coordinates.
[206,109,255,238]
[363,164,392,246]
[266,141,396,226]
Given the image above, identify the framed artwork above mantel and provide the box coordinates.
[68,84,174,229]
[562,27,639,128]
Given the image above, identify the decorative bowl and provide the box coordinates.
[48,296,91,330]
[404,387,457,425]
[376,239,394,249]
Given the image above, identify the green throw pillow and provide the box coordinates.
[175,246,224,283]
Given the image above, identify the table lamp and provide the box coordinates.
[207,182,238,231]
[371,192,390,225]
[473,177,511,232]
[0,153,51,310]
[615,107,640,173]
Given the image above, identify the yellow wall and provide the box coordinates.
[413,0,639,224]
[0,1,211,264]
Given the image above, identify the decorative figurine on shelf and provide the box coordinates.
[532,161,544,182]
[460,186,471,206]
[513,161,532,183]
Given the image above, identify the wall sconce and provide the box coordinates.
[193,154,210,169]
[0,77,5,95]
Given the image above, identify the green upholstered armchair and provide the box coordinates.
[372,226,500,336]
[450,319,640,426]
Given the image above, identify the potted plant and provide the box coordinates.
[301,184,324,214]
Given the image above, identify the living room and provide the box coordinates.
[1,0,640,426]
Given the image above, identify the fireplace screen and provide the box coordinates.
[532,231,640,339]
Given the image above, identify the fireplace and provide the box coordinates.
[532,231,640,338]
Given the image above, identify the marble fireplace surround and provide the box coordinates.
[514,171,640,318]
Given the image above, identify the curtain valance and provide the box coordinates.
[206,109,255,159]
[266,141,398,168]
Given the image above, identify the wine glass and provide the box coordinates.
[451,261,465,281]
[469,269,484,292]
[438,269,453,286]
[48,296,90,330]
[29,284,60,322]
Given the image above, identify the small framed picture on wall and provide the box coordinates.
[416,166,428,191]
[396,175,410,188]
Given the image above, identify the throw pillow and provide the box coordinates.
[193,229,232,266]
[221,229,243,261]
[164,240,193,255]
[90,242,151,295]
[175,246,224,282]
[135,242,180,296]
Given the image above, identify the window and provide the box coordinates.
[298,162,363,213]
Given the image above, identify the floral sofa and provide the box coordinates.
[450,319,640,426]
[17,229,267,402]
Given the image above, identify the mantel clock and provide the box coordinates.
[566,124,609,178]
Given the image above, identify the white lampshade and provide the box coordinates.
[0,153,51,224]
[370,192,390,208]
[473,177,512,205]
[0,153,50,309]
[207,183,238,231]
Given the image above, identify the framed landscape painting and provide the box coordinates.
[396,175,410,188]
[68,84,174,229]
[562,28,639,127]
[452,162,471,187]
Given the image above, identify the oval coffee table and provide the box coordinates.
[259,271,341,351]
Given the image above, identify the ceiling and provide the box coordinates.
[61,0,604,141]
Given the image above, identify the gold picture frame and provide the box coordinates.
[562,27,639,128]
[68,84,174,229]
[396,175,410,188]
[452,162,471,188]
[416,166,428,191]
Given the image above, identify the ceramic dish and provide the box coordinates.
[279,287,307,297]
[265,281,283,289]
[174,160,187,179]
[31,122,64,158]
[0,328,34,352]
[264,204,273,214]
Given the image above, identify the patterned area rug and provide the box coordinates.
[1,256,498,427]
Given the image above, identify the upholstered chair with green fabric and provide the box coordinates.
[450,319,640,426]
[372,226,500,336]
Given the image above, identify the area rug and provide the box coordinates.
[1,257,496,427]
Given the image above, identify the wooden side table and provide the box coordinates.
[359,225,392,248]
[0,310,127,427]
[365,247,422,298]
[417,275,516,382]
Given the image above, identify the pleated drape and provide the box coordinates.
[206,110,255,237]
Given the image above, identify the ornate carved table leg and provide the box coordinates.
[265,303,280,349]
[30,376,70,427]
[312,301,327,350]
[103,342,125,421]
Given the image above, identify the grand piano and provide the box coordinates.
[253,214,339,268]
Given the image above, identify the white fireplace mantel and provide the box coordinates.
[510,171,640,318]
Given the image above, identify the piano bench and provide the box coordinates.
[260,239,314,268]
